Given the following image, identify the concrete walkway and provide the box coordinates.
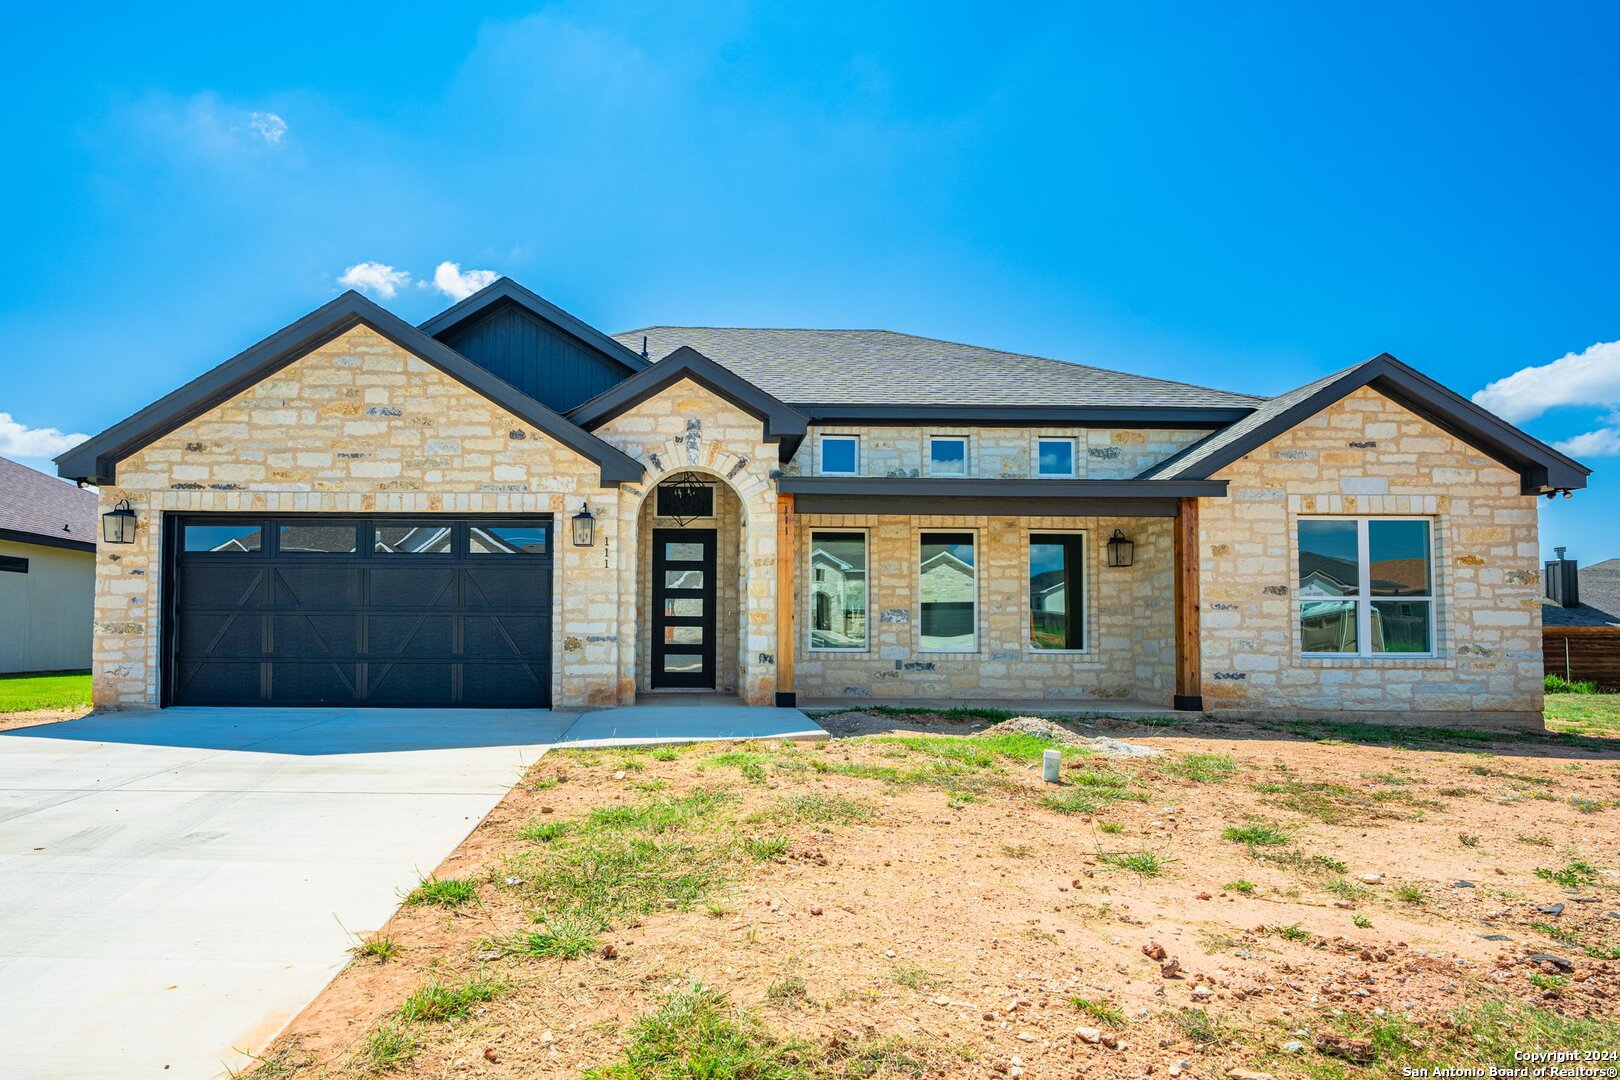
[0,702,822,1079]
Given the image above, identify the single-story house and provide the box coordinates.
[57,279,1589,726]
[0,454,97,674]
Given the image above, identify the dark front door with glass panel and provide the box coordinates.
[165,515,553,707]
[651,529,717,689]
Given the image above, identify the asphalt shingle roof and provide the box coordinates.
[611,328,1260,409]
[0,455,97,546]
[1543,559,1620,627]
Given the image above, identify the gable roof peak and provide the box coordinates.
[420,277,650,373]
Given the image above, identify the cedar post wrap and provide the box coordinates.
[1173,496,1204,711]
[775,493,796,707]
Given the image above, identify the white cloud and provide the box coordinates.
[1472,339,1620,423]
[1473,338,1620,457]
[338,261,412,298]
[247,111,287,144]
[0,413,88,459]
[432,261,500,301]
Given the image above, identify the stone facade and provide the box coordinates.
[1197,386,1544,725]
[787,426,1211,479]
[792,514,1175,703]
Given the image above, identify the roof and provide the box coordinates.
[567,345,808,461]
[57,291,644,487]
[1142,353,1590,494]
[421,278,651,374]
[1544,559,1620,627]
[0,455,97,552]
[613,327,1261,411]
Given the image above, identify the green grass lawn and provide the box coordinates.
[0,671,91,714]
[1544,691,1620,738]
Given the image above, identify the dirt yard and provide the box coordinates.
[244,710,1620,1078]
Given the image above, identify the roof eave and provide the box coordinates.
[419,277,652,374]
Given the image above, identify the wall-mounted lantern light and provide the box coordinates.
[571,502,596,547]
[102,499,138,545]
[1106,529,1134,568]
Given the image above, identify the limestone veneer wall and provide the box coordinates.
[1197,386,1544,725]
[793,514,1175,703]
[786,426,1211,480]
[92,326,622,709]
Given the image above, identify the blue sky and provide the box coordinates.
[3,3,1617,559]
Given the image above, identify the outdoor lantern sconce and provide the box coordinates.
[1106,529,1134,568]
[102,499,138,544]
[571,502,596,547]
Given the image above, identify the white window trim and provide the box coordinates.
[1026,527,1088,653]
[817,434,860,477]
[917,527,979,653]
[927,435,970,477]
[1035,436,1077,478]
[807,528,871,653]
[1297,515,1436,659]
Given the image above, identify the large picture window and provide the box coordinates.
[810,532,868,650]
[920,531,976,650]
[1298,517,1433,656]
[1029,533,1084,650]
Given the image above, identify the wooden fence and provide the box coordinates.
[1542,626,1620,691]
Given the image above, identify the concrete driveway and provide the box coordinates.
[0,707,568,1079]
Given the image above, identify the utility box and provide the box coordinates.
[1545,547,1580,609]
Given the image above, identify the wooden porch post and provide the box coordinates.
[1174,496,1204,712]
[775,493,796,707]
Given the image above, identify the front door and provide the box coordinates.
[651,528,716,689]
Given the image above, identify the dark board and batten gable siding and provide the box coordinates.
[436,300,640,414]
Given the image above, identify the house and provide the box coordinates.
[0,455,97,674]
[1541,551,1620,690]
[56,279,1588,727]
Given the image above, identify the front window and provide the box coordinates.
[920,531,976,650]
[810,532,867,650]
[1298,518,1433,656]
[1030,533,1084,649]
[819,435,858,476]
[1036,438,1076,477]
[928,436,969,476]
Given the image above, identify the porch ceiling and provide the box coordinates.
[778,476,1225,517]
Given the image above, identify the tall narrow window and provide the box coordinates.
[928,436,969,476]
[1030,533,1084,649]
[1298,518,1433,656]
[920,532,976,650]
[810,532,868,650]
[1036,438,1076,477]
[819,435,858,476]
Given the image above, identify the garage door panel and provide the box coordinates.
[169,516,552,708]
[369,614,455,658]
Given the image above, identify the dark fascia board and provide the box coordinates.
[0,527,95,553]
[779,477,1227,500]
[56,291,644,487]
[794,404,1254,428]
[417,277,651,374]
[793,494,1187,518]
[1155,354,1591,494]
[568,346,810,459]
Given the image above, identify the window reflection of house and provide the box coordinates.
[374,526,454,553]
[810,541,866,649]
[920,545,975,648]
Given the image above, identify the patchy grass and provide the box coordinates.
[1165,751,1238,783]
[403,876,479,908]
[1097,850,1168,876]
[0,671,90,714]
[582,982,811,1079]
[1544,692,1620,738]
[750,792,874,826]
[1224,879,1256,894]
[889,964,947,991]
[745,834,790,861]
[1069,995,1126,1026]
[493,913,605,960]
[1534,859,1600,889]
[1223,824,1290,848]
[397,976,502,1023]
[350,935,400,963]
[1171,1007,1234,1046]
[1545,674,1599,694]
[354,1022,415,1071]
[1040,766,1147,814]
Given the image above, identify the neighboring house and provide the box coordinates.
[57,279,1589,727]
[1541,553,1620,690]
[0,455,96,674]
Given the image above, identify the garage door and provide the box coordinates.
[166,516,553,707]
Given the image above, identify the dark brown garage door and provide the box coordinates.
[165,516,553,707]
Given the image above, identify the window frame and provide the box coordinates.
[917,529,979,653]
[807,528,871,653]
[1027,529,1087,653]
[817,434,860,477]
[927,435,970,477]
[1297,515,1436,659]
[1035,437,1077,478]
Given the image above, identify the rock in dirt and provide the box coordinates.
[1315,1034,1374,1063]
[1143,941,1167,960]
[1358,873,1383,884]
[1160,958,1183,979]
[1537,903,1565,916]
[1528,953,1573,972]
[1076,1026,1102,1044]
[1229,1070,1276,1080]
